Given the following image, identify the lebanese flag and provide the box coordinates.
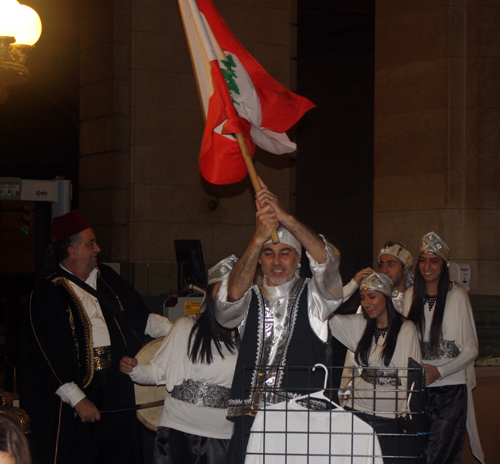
[178,0,315,185]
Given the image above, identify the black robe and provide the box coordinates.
[19,264,149,464]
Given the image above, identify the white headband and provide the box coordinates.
[263,226,302,257]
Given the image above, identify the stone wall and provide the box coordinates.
[374,1,500,295]
[79,0,296,294]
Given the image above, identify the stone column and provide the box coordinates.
[79,0,130,264]
[374,1,500,295]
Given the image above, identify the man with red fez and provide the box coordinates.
[19,210,173,464]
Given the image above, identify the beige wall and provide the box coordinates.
[79,0,296,295]
[78,0,500,296]
[374,0,500,295]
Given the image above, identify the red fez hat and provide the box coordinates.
[52,210,90,241]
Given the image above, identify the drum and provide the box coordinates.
[134,337,169,431]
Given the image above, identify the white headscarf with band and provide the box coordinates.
[199,255,239,313]
[263,226,302,257]
[208,255,238,285]
[360,272,393,298]
[378,242,414,288]
[419,231,450,262]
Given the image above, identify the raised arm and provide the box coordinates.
[226,236,264,303]
[342,268,374,302]
[256,179,327,264]
[122,318,192,388]
[227,198,279,302]
[280,214,327,263]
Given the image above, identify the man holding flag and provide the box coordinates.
[213,179,344,463]
[177,3,331,459]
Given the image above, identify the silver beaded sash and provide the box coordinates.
[421,339,460,361]
[252,278,304,406]
[360,367,402,387]
[171,379,230,408]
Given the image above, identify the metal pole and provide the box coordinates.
[51,177,72,219]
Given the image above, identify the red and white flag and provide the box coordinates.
[178,0,315,185]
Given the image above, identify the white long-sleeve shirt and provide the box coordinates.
[402,283,478,385]
[342,278,360,303]
[130,316,237,439]
[330,315,422,417]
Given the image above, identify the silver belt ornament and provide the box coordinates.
[171,379,230,408]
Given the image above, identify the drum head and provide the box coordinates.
[134,337,169,431]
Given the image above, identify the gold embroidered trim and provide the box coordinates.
[52,276,95,388]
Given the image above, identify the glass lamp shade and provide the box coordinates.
[0,0,23,38]
[15,5,42,45]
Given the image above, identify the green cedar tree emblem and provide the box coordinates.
[221,54,240,105]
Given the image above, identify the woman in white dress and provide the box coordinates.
[403,232,484,464]
[119,281,238,464]
[330,272,422,463]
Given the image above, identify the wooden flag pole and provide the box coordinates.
[202,15,280,244]
[234,133,279,243]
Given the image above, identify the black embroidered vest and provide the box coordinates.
[50,269,144,389]
[228,278,330,418]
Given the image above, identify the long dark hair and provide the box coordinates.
[407,256,450,350]
[188,283,238,364]
[355,296,405,367]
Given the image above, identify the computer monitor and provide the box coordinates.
[174,239,207,293]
